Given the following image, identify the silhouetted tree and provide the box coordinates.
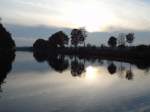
[49,31,69,47]
[126,33,135,46]
[71,28,87,47]
[108,36,117,47]
[107,63,117,75]
[33,39,49,51]
[0,22,15,50]
[117,33,126,47]
[80,28,87,47]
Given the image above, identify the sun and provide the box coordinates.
[85,66,98,80]
[63,1,115,32]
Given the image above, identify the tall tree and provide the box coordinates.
[108,36,117,48]
[117,33,126,47]
[126,33,135,46]
[71,28,87,47]
[0,22,15,50]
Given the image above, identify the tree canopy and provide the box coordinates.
[71,28,87,47]
[126,33,135,46]
[0,23,15,50]
[108,36,117,47]
[49,31,69,47]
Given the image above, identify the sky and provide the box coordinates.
[1,0,150,32]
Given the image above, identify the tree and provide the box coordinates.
[108,36,117,47]
[0,23,15,50]
[117,33,126,47]
[33,39,48,51]
[80,27,87,47]
[49,31,69,47]
[71,28,87,47]
[126,33,135,46]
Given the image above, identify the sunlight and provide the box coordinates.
[63,1,115,32]
[85,66,98,81]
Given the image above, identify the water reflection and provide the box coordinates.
[107,62,117,75]
[0,52,15,92]
[71,58,85,77]
[33,52,150,81]
[47,54,69,73]
[0,52,150,112]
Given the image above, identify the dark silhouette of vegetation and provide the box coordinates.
[48,31,69,47]
[33,39,49,52]
[108,36,117,47]
[107,62,117,75]
[33,50,48,62]
[71,28,87,47]
[0,22,15,51]
[71,59,85,77]
[0,51,15,92]
[33,50,150,80]
[33,51,69,73]
[47,54,69,73]
[117,33,126,47]
[32,27,150,79]
[33,31,69,53]
[0,20,16,92]
[126,33,135,46]
[126,70,133,80]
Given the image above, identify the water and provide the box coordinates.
[0,52,150,112]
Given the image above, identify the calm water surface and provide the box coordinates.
[0,52,150,112]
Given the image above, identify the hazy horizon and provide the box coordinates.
[3,23,150,47]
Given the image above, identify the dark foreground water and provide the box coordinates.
[0,52,150,112]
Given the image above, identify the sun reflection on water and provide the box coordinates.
[85,66,98,81]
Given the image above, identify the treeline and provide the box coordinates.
[33,28,87,51]
[33,27,150,62]
[33,27,136,51]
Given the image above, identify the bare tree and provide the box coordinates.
[117,33,126,47]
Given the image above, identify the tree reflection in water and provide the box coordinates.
[107,62,117,75]
[0,52,15,92]
[126,64,134,80]
[33,52,150,80]
[47,55,69,73]
[126,70,133,80]
[71,59,85,77]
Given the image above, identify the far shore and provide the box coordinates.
[15,46,150,67]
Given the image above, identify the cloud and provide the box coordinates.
[0,0,150,32]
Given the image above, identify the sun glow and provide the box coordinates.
[63,1,115,32]
[85,66,98,81]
